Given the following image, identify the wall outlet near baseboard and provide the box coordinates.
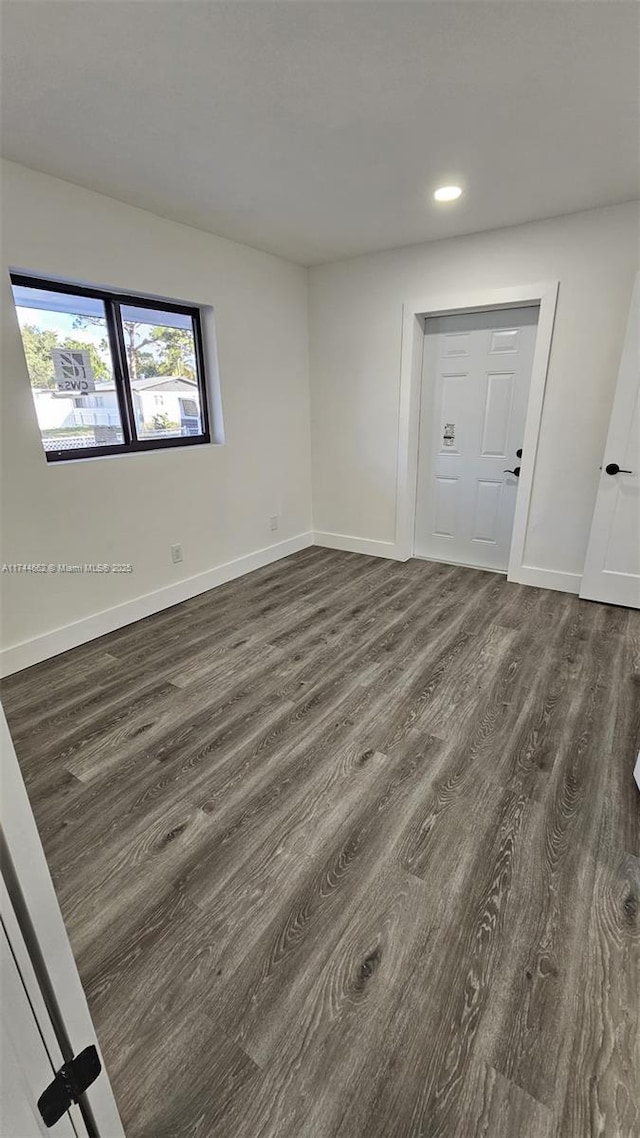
[269,515,279,532]
[171,543,184,564]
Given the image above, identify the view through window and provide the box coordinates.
[10,276,210,461]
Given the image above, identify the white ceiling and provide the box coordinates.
[2,1,638,265]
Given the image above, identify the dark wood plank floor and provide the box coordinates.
[2,547,639,1138]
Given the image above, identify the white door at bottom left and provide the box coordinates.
[1,919,78,1137]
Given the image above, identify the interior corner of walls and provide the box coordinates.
[0,531,314,677]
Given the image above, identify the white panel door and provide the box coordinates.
[0,909,79,1138]
[1,707,124,1137]
[580,274,640,608]
[414,306,539,571]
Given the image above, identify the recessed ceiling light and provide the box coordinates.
[433,185,463,202]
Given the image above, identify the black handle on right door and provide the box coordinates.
[605,462,633,475]
[504,466,521,477]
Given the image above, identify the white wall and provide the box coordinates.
[1,161,312,658]
[308,201,639,580]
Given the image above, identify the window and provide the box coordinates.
[10,274,211,461]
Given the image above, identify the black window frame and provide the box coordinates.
[10,273,211,462]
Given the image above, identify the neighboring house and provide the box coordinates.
[128,376,201,434]
[33,376,201,439]
[31,388,77,430]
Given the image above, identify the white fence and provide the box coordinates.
[43,435,97,452]
[42,427,194,452]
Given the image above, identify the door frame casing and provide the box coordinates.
[395,281,559,583]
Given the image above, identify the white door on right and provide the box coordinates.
[580,274,640,608]
[414,306,539,571]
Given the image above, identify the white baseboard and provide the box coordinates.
[510,565,582,595]
[313,531,400,560]
[0,532,314,677]
[0,535,583,677]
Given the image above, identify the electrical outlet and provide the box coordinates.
[171,543,183,564]
[269,515,279,532]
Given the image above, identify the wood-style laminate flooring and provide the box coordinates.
[2,547,639,1138]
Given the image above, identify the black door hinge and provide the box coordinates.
[38,1045,101,1128]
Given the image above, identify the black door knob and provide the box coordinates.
[516,448,522,459]
[504,466,520,477]
[605,462,632,475]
